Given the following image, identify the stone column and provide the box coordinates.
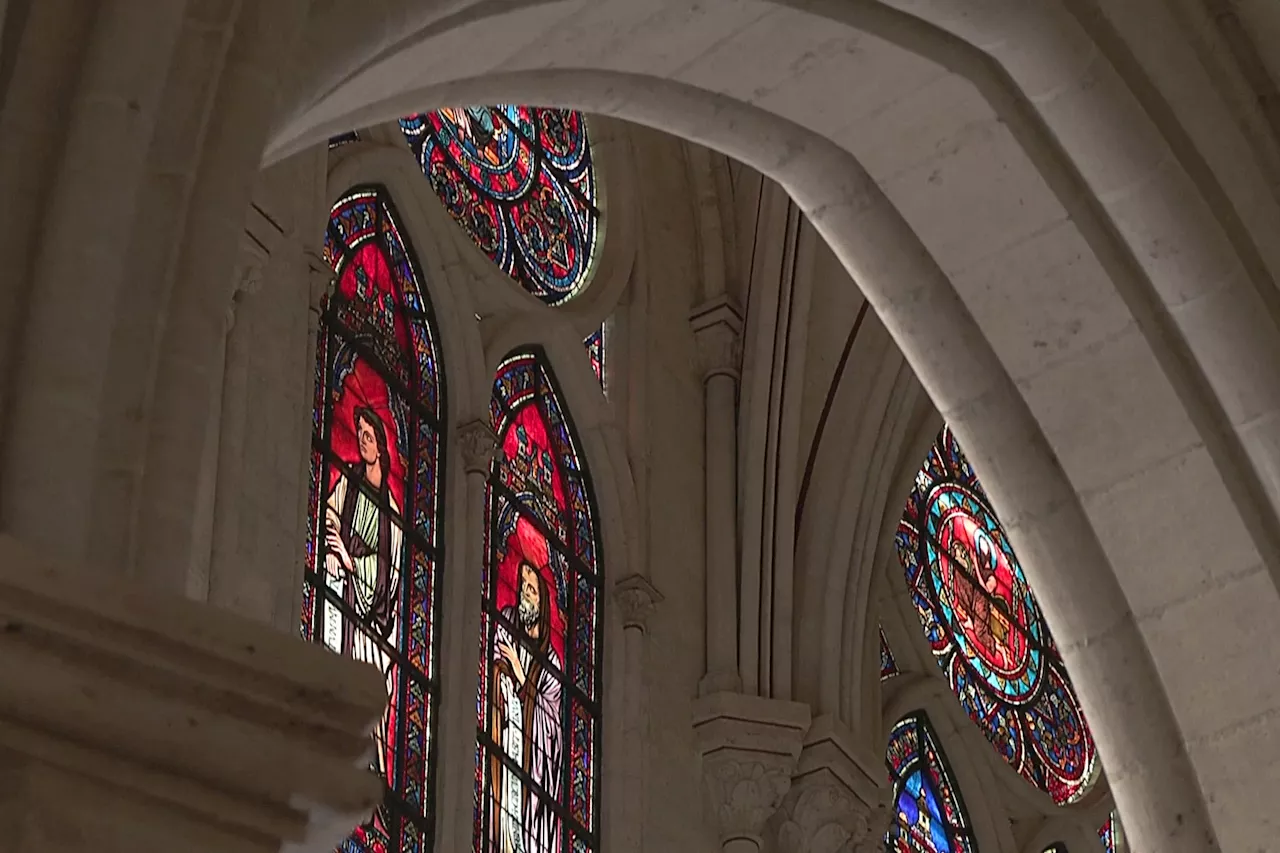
[690,298,744,695]
[207,239,270,614]
[0,534,383,853]
[770,715,890,853]
[435,419,499,850]
[612,574,663,853]
[694,692,810,853]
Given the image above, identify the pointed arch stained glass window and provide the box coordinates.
[302,185,446,853]
[880,625,900,680]
[885,712,977,853]
[896,426,1099,805]
[477,349,602,853]
[401,107,600,306]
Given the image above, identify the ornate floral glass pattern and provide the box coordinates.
[896,426,1099,805]
[401,107,600,306]
[885,712,977,853]
[880,625,900,680]
[584,325,605,391]
[302,185,446,853]
[476,349,602,853]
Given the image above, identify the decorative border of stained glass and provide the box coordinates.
[880,625,900,680]
[1099,812,1124,853]
[475,348,603,853]
[400,107,601,306]
[302,184,447,853]
[896,426,1099,805]
[885,712,978,853]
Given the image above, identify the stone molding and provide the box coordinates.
[612,573,663,630]
[305,249,336,310]
[693,692,811,843]
[773,715,892,853]
[690,296,744,380]
[457,419,499,475]
[0,534,384,852]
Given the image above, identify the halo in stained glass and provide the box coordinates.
[896,426,1099,805]
[885,712,977,853]
[476,349,602,853]
[880,625,900,680]
[401,106,600,306]
[302,185,446,853]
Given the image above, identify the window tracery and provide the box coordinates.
[885,712,977,853]
[301,185,446,853]
[895,427,1099,805]
[401,107,600,306]
[477,349,602,853]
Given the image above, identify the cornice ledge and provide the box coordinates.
[0,534,383,849]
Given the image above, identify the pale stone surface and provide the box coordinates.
[3,1,1280,851]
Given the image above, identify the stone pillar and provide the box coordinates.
[691,298,744,695]
[0,533,383,853]
[694,692,810,853]
[612,574,663,853]
[436,419,499,849]
[770,715,890,853]
[207,238,270,614]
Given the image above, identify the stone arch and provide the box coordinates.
[218,2,1280,849]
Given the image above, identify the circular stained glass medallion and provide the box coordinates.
[897,426,1100,805]
[401,105,600,306]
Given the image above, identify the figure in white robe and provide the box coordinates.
[323,405,403,777]
[490,560,563,853]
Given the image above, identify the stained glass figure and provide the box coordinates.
[585,325,605,392]
[400,106,600,306]
[1099,812,1124,853]
[884,712,977,853]
[880,625,900,680]
[330,130,361,148]
[302,185,446,853]
[476,349,602,853]
[896,426,1099,805]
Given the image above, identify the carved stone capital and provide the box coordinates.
[458,420,499,475]
[612,574,663,630]
[694,692,810,843]
[0,534,384,853]
[690,296,743,380]
[772,715,892,853]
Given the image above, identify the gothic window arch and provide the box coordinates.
[1099,813,1125,853]
[895,427,1099,805]
[301,185,446,853]
[885,711,977,853]
[401,107,600,306]
[478,348,603,853]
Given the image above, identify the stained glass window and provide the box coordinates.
[1099,812,1124,853]
[301,185,446,853]
[885,712,977,853]
[330,130,361,148]
[400,107,600,306]
[895,427,1099,805]
[584,325,605,392]
[880,625,900,680]
[1042,845,1068,853]
[477,349,602,853]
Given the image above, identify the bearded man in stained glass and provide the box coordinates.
[323,404,404,776]
[490,559,563,853]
